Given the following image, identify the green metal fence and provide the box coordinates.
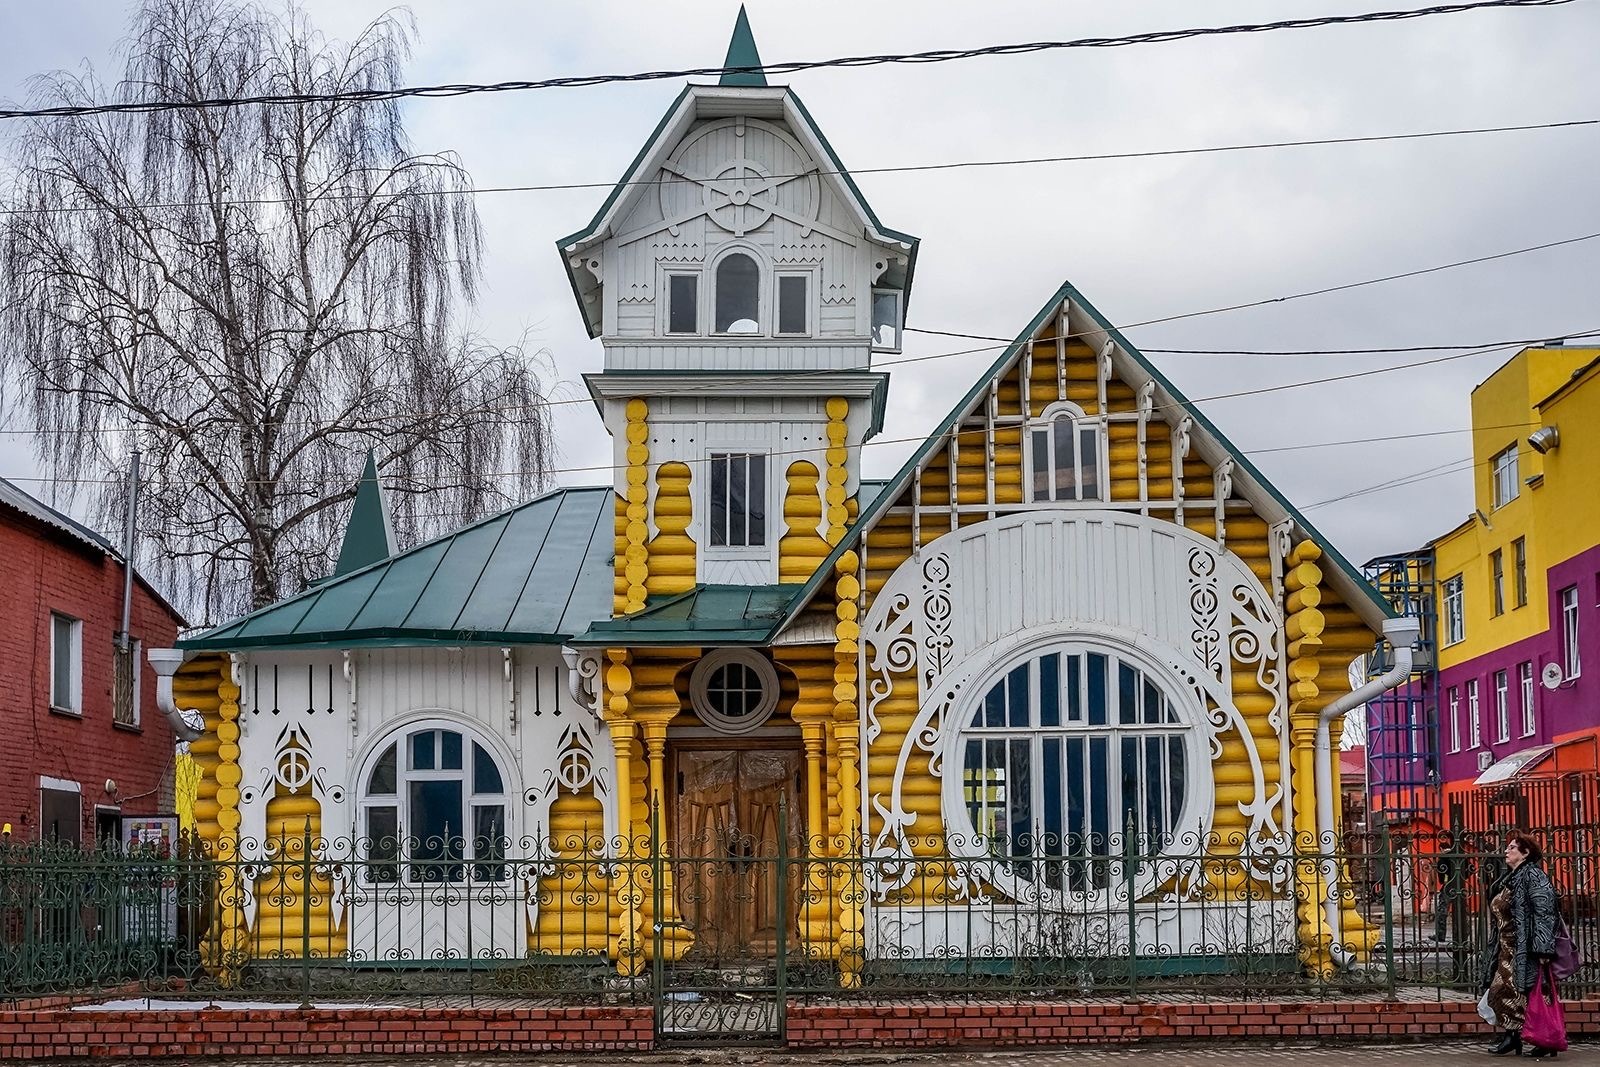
[1,826,1594,1009]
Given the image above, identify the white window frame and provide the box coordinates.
[943,639,1204,909]
[870,287,903,354]
[1561,585,1582,679]
[1467,679,1481,749]
[1448,688,1461,753]
[710,245,765,337]
[1519,662,1536,737]
[1027,401,1107,504]
[661,268,703,336]
[1491,443,1520,509]
[689,649,780,734]
[1490,550,1504,617]
[1442,576,1465,646]
[773,269,814,338]
[1494,669,1510,744]
[703,449,771,559]
[49,612,83,715]
[354,719,513,886]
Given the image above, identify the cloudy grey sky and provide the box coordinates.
[4,0,1597,570]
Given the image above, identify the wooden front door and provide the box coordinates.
[672,747,804,961]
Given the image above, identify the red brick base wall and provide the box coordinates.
[0,1005,653,1061]
[785,999,1600,1048]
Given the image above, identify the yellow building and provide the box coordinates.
[156,13,1414,1015]
[1427,345,1600,818]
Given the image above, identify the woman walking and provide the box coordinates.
[1480,831,1560,1057]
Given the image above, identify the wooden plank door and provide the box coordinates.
[673,748,803,962]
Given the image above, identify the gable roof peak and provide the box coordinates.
[721,6,767,87]
[334,450,397,578]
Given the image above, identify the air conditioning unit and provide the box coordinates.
[1477,750,1495,772]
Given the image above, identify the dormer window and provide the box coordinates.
[667,273,699,334]
[1029,403,1103,502]
[715,253,760,334]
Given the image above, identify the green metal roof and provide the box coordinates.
[770,281,1395,638]
[573,584,804,647]
[720,6,766,87]
[182,487,616,651]
[334,451,397,577]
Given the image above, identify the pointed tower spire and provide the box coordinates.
[334,451,397,576]
[720,5,767,87]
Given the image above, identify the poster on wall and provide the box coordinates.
[122,815,179,941]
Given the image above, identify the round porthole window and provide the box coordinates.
[690,649,780,734]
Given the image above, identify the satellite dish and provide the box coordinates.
[1541,662,1565,690]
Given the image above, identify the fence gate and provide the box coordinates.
[653,753,799,1044]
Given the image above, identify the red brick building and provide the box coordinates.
[0,477,184,846]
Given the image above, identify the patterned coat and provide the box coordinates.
[1479,860,1559,993]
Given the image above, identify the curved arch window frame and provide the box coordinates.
[689,648,781,734]
[1026,400,1106,503]
[710,245,766,337]
[353,716,515,886]
[940,636,1207,906]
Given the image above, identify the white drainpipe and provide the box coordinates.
[147,647,205,742]
[1314,615,1420,965]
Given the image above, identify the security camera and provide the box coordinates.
[1528,426,1560,454]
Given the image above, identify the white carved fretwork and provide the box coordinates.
[860,512,1291,917]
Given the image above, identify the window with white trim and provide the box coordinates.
[1494,669,1510,744]
[1447,687,1461,753]
[666,272,699,334]
[714,253,760,334]
[1492,444,1520,509]
[1442,576,1465,646]
[1519,662,1536,737]
[870,288,902,352]
[689,649,780,734]
[776,273,809,336]
[1561,585,1581,678]
[708,452,767,548]
[957,645,1192,893]
[1029,404,1103,503]
[360,725,508,884]
[1490,550,1505,617]
[49,613,82,714]
[1513,538,1528,608]
[1467,680,1481,749]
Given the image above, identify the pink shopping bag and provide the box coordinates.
[1524,964,1568,1053]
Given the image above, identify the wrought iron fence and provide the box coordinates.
[2,826,1595,1009]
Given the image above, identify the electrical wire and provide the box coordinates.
[0,0,1570,121]
[3,117,1592,217]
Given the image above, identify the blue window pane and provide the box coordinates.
[1088,736,1109,849]
[1120,736,1140,844]
[409,779,463,882]
[441,730,463,771]
[1007,664,1029,728]
[1145,736,1165,843]
[710,456,728,547]
[1168,737,1186,831]
[1144,678,1164,724]
[473,742,504,795]
[984,681,1005,728]
[1042,736,1063,854]
[1065,737,1085,844]
[368,744,397,795]
[1039,654,1060,727]
[411,730,435,771]
[1118,662,1138,725]
[1087,654,1107,726]
[1007,739,1032,866]
[1066,655,1081,722]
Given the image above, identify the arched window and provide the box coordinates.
[714,253,760,334]
[1029,405,1103,502]
[957,644,1191,892]
[360,724,509,884]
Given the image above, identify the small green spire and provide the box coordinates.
[720,5,766,87]
[334,450,397,577]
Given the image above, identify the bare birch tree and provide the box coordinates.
[1,0,554,621]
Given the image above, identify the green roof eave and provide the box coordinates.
[768,281,1393,639]
[179,628,578,652]
[571,583,806,647]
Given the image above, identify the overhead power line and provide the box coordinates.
[3,117,1592,217]
[0,0,1571,121]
